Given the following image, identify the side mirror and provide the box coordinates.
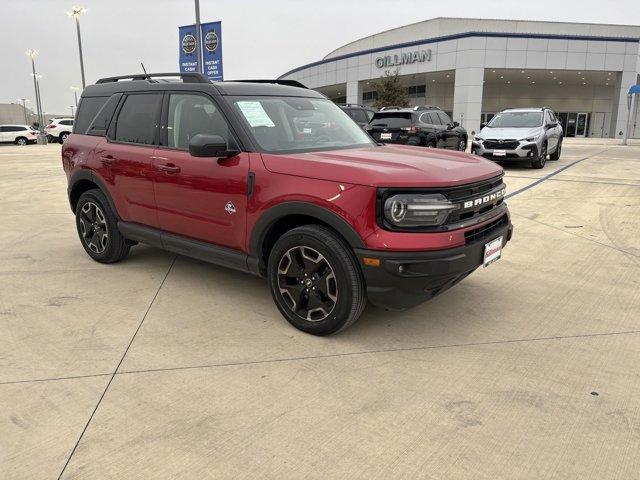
[189,134,239,158]
[480,122,487,129]
[452,121,460,128]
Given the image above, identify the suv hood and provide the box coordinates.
[480,126,543,140]
[261,145,502,188]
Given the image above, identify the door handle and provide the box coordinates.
[100,154,115,164]
[158,163,181,174]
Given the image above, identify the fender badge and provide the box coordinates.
[224,202,236,215]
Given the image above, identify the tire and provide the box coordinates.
[267,224,366,335]
[531,142,547,169]
[549,137,562,160]
[457,137,467,151]
[75,189,130,263]
[15,137,28,146]
[426,139,437,148]
[59,132,70,143]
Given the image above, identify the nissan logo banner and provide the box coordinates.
[179,21,224,81]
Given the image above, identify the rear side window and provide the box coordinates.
[419,112,438,125]
[114,94,162,145]
[59,120,74,126]
[350,109,369,124]
[74,97,108,134]
[370,112,414,128]
[437,111,452,125]
[87,94,122,137]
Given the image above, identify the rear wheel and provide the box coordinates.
[60,132,70,143]
[426,139,436,148]
[15,137,28,146]
[267,225,366,335]
[550,137,562,160]
[531,142,547,169]
[75,189,130,263]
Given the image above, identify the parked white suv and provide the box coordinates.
[46,118,74,143]
[0,125,38,145]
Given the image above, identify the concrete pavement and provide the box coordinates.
[1,139,639,479]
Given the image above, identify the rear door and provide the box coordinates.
[436,111,458,148]
[368,112,414,143]
[96,92,162,227]
[152,91,249,250]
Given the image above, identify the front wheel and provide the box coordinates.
[457,138,467,151]
[549,138,562,160]
[15,137,28,146]
[531,142,547,169]
[267,225,366,335]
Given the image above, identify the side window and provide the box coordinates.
[74,97,108,134]
[114,94,162,145]
[437,111,452,125]
[365,110,375,122]
[167,93,232,150]
[18,127,28,131]
[0,127,7,132]
[60,120,73,126]
[351,109,368,124]
[88,94,121,137]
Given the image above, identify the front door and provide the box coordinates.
[153,92,249,251]
[575,113,589,137]
[97,92,163,228]
[590,112,606,138]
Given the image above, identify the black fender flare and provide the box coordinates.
[68,170,120,219]
[248,201,366,273]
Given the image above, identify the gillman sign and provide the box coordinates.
[375,49,432,68]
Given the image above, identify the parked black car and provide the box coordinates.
[366,106,467,151]
[339,104,376,127]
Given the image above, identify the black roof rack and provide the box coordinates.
[230,79,307,89]
[96,72,209,84]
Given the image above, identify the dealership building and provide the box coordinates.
[280,18,640,138]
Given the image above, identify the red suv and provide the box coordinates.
[62,73,512,335]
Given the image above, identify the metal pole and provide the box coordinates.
[75,15,86,88]
[35,76,45,131]
[622,94,634,146]
[29,57,46,143]
[74,90,78,106]
[194,0,203,74]
[69,106,75,116]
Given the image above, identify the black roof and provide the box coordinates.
[83,73,324,99]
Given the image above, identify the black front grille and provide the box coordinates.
[464,214,508,244]
[483,139,519,150]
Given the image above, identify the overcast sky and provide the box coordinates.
[1,0,638,114]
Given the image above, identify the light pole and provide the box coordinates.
[194,0,203,74]
[71,86,80,106]
[34,75,44,128]
[26,49,47,144]
[68,7,87,89]
[69,105,76,117]
[17,98,29,124]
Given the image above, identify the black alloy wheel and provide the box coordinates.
[78,201,109,254]
[277,246,338,322]
[458,138,467,151]
[531,142,547,169]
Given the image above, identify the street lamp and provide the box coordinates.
[25,49,47,144]
[71,86,80,106]
[17,98,29,124]
[69,105,76,116]
[67,6,87,89]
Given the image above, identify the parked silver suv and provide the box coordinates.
[471,108,563,169]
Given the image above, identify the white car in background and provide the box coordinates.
[0,125,38,145]
[45,118,74,143]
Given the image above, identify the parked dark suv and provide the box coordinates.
[366,106,468,151]
[62,73,512,335]
[339,104,376,127]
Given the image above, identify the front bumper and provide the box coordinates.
[355,217,513,310]
[471,140,538,161]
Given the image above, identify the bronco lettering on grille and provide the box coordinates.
[462,188,506,209]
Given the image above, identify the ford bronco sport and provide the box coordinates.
[62,73,512,335]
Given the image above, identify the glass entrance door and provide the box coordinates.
[576,113,589,137]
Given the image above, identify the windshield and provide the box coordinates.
[230,96,375,153]
[369,112,414,129]
[487,112,543,128]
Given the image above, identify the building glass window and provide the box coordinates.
[406,85,426,98]
[362,91,378,102]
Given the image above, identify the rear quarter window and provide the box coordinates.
[74,96,109,134]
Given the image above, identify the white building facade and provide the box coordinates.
[280,18,640,138]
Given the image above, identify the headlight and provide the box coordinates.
[522,134,541,142]
[383,193,456,227]
[473,136,483,142]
